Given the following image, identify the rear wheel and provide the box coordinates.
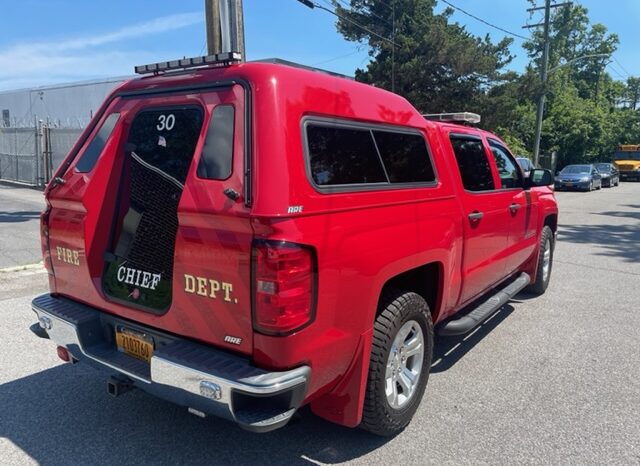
[361,290,433,436]
[526,225,554,295]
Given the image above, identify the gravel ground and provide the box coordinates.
[0,183,639,465]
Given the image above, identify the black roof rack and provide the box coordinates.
[134,52,242,75]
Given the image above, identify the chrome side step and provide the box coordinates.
[437,272,530,336]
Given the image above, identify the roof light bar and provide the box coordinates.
[422,112,481,124]
[134,52,242,75]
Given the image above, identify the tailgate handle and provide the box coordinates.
[509,203,521,213]
[468,211,484,221]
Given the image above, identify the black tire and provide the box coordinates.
[360,290,433,436]
[526,225,554,295]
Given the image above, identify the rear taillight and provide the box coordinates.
[252,240,317,335]
[40,204,54,276]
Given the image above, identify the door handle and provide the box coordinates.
[509,203,521,213]
[468,211,484,221]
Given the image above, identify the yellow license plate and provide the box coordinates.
[115,327,154,363]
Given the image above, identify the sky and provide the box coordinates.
[0,0,639,91]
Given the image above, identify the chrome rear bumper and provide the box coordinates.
[31,293,310,432]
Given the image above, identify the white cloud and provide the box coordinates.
[0,12,202,90]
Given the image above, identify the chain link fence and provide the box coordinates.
[0,124,82,187]
[0,127,38,185]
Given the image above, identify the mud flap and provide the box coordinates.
[310,328,373,428]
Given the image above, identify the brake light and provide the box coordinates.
[252,240,317,335]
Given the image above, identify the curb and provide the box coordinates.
[0,179,44,190]
[0,262,45,274]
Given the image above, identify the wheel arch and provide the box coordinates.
[379,262,443,322]
[544,213,558,234]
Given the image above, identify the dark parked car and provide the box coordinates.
[594,163,619,187]
[516,157,535,177]
[555,164,602,191]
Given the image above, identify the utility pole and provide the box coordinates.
[204,0,245,59]
[524,1,572,167]
[391,1,395,93]
[205,0,222,55]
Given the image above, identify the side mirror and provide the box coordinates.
[526,168,554,188]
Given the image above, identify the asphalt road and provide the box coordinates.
[0,184,45,269]
[1,183,639,465]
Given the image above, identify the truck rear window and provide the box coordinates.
[75,113,120,173]
[128,107,204,185]
[197,105,234,180]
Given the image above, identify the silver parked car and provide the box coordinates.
[594,163,619,187]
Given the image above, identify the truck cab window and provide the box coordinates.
[488,140,522,189]
[449,135,495,191]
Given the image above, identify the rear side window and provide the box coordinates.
[373,130,436,183]
[305,121,436,189]
[128,107,203,185]
[307,125,387,186]
[197,105,234,180]
[75,113,120,172]
[449,135,495,191]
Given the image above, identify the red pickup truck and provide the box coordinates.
[31,54,558,436]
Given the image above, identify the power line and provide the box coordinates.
[370,0,394,13]
[311,46,364,66]
[607,63,628,81]
[439,0,529,41]
[611,56,631,78]
[333,0,393,27]
[296,0,398,47]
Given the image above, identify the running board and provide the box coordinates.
[437,272,530,336]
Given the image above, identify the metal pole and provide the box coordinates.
[205,0,222,55]
[532,0,552,167]
[34,116,40,188]
[205,0,245,59]
[391,1,395,93]
[233,0,246,60]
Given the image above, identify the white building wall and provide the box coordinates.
[0,77,129,128]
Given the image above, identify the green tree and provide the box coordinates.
[333,0,513,112]
[523,2,630,164]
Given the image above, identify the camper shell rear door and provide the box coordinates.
[46,83,254,355]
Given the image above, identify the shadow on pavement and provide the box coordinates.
[431,304,514,373]
[558,221,640,263]
[0,210,41,223]
[0,363,388,465]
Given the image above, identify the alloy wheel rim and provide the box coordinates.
[385,320,424,409]
[542,238,551,281]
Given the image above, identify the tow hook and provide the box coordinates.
[107,376,134,397]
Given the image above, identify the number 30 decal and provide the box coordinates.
[156,114,175,131]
